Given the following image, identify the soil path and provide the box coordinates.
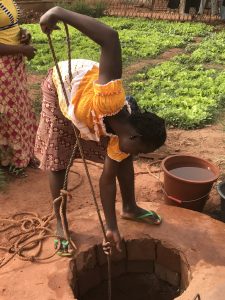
[124,47,185,79]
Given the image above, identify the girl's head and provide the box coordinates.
[119,111,166,155]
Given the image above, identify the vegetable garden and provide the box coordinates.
[26,17,225,129]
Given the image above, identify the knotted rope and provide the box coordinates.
[47,23,112,300]
[0,169,82,267]
[0,146,99,267]
[0,211,59,267]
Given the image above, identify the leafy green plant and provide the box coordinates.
[129,60,225,129]
[187,31,225,65]
[23,17,222,129]
[24,18,212,73]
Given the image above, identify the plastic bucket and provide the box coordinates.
[216,181,225,222]
[161,155,220,212]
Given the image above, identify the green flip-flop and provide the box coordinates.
[54,239,74,257]
[9,165,27,178]
[122,210,162,225]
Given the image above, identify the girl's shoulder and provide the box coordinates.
[56,59,99,78]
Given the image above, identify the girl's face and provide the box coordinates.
[119,135,156,155]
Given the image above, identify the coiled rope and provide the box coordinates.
[0,169,82,267]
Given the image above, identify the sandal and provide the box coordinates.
[121,210,162,225]
[8,165,27,178]
[54,239,74,257]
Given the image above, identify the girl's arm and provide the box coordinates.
[0,43,36,60]
[100,155,122,252]
[39,7,122,84]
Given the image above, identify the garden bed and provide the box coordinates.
[24,17,225,129]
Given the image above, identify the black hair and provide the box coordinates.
[128,111,166,149]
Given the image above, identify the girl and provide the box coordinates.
[36,6,166,254]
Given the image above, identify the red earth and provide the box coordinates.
[0,48,225,299]
[1,121,224,224]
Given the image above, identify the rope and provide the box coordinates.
[47,23,112,300]
[0,162,91,268]
[64,23,72,83]
[47,24,108,242]
[0,211,65,268]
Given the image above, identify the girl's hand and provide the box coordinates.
[21,45,37,60]
[20,28,31,45]
[102,229,122,255]
[102,240,111,256]
[39,7,61,34]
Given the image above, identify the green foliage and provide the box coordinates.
[33,94,42,116]
[23,18,212,73]
[129,60,225,129]
[57,0,107,18]
[190,31,225,64]
[0,168,6,191]
[23,17,222,129]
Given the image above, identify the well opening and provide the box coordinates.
[72,239,190,300]
[82,272,179,300]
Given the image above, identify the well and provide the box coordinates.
[82,273,178,300]
[1,202,225,300]
[73,239,186,300]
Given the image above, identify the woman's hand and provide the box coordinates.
[39,7,61,34]
[102,229,122,255]
[21,45,37,60]
[20,28,31,45]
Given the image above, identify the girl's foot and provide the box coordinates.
[121,206,161,225]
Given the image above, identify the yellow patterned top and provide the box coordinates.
[52,59,130,162]
[0,0,20,45]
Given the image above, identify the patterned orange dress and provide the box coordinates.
[35,59,130,171]
[0,0,37,168]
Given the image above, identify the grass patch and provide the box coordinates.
[129,60,225,129]
[188,31,225,65]
[23,18,212,73]
[0,168,6,191]
[33,95,42,117]
[24,17,223,129]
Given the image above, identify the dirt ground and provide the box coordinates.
[1,121,224,220]
[0,119,225,276]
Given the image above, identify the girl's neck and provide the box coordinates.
[105,109,135,137]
